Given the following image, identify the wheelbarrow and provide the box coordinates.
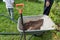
[16,4,56,40]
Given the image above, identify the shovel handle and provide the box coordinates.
[16,3,24,7]
[16,3,24,14]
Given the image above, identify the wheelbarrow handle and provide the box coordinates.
[16,3,24,14]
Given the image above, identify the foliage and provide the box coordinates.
[50,0,60,24]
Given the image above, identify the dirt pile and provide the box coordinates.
[20,19,43,30]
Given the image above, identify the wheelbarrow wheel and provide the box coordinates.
[34,32,45,37]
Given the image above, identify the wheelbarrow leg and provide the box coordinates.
[28,35,34,40]
[20,34,23,40]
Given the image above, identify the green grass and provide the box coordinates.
[0,0,60,40]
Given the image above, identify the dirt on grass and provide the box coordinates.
[57,24,60,27]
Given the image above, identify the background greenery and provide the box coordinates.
[0,0,60,40]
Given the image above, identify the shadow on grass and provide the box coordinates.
[27,31,53,40]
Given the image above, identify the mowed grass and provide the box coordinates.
[0,0,60,40]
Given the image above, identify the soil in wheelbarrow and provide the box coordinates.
[20,19,43,30]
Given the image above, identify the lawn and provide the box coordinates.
[0,0,60,40]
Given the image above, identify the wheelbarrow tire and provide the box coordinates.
[34,32,45,37]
